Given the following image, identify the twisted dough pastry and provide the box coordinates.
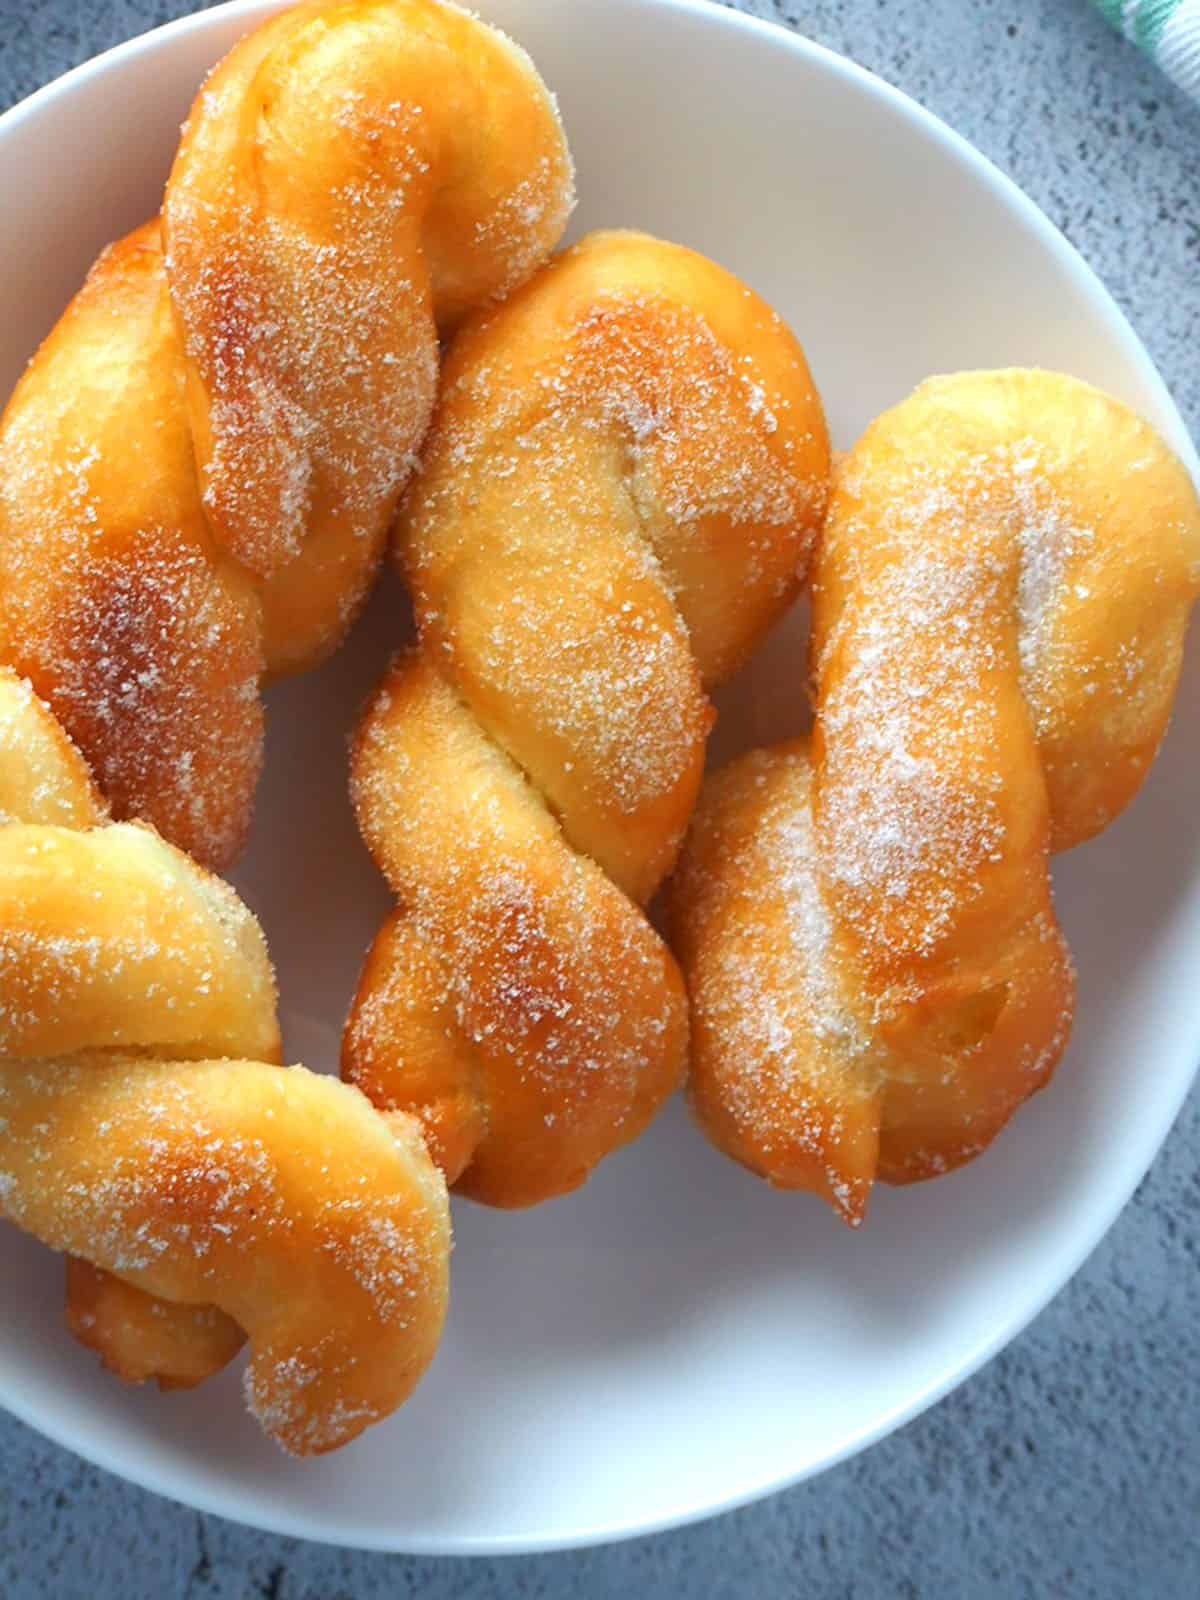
[672,370,1200,1224]
[0,669,450,1453]
[0,0,572,868]
[343,230,830,1205]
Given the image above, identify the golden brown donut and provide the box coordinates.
[0,668,450,1453]
[671,370,1200,1224]
[0,665,256,1387]
[343,229,830,1206]
[0,0,573,868]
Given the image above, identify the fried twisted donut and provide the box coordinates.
[0,667,255,1385]
[0,669,450,1452]
[343,230,830,1206]
[671,370,1200,1224]
[0,0,572,868]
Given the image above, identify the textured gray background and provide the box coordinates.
[1,0,1198,1595]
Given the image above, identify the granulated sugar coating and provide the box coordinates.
[0,1058,450,1457]
[162,0,575,680]
[0,0,574,869]
[0,226,267,871]
[672,369,1200,1223]
[670,746,882,1224]
[344,230,831,1208]
[0,666,451,1453]
[0,820,281,1065]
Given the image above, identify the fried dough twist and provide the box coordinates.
[344,231,830,1205]
[0,0,573,868]
[671,371,1200,1223]
[0,668,449,1453]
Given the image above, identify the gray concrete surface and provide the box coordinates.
[1,1,1198,1594]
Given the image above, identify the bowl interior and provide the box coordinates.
[1,0,1197,1555]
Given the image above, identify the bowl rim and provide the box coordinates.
[1,0,1197,1555]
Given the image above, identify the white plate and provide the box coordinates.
[1,0,1198,1556]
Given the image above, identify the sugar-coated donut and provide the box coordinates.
[344,229,831,1206]
[0,666,450,1453]
[0,0,573,869]
[671,370,1200,1224]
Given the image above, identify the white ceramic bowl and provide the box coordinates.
[1,0,1197,1556]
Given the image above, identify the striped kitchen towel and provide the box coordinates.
[1093,1,1200,101]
